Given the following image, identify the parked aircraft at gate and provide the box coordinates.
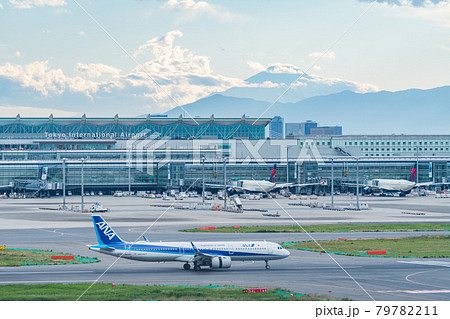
[350,165,432,196]
[207,164,325,193]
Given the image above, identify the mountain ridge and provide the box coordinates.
[164,85,450,134]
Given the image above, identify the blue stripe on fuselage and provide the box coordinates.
[107,243,272,257]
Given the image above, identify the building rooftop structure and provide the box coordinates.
[0,114,271,147]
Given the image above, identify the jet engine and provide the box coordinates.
[362,186,372,195]
[210,256,232,268]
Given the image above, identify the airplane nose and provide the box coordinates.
[283,249,290,257]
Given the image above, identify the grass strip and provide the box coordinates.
[0,248,99,267]
[282,235,450,258]
[0,283,348,301]
[181,223,450,233]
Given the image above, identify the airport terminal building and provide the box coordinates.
[2,115,450,195]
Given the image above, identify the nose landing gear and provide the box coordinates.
[265,260,270,269]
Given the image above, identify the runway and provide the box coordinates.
[0,195,450,301]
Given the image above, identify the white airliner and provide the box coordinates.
[208,164,324,193]
[88,216,290,271]
[365,179,416,193]
[357,165,431,196]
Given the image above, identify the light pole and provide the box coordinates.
[62,158,66,208]
[331,158,334,208]
[416,146,420,184]
[356,157,360,210]
[202,156,205,203]
[286,146,290,184]
[223,157,227,210]
[81,158,85,213]
[128,165,131,196]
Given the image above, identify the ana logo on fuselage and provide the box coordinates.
[242,244,255,247]
[96,222,116,240]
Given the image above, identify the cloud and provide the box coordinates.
[0,30,379,116]
[75,63,122,79]
[127,30,249,108]
[309,51,335,60]
[441,44,450,51]
[267,63,305,74]
[402,1,450,27]
[164,0,215,12]
[0,61,99,96]
[359,0,450,28]
[133,30,184,58]
[247,61,266,73]
[162,0,250,23]
[358,0,447,6]
[222,62,380,103]
[246,81,283,89]
[15,51,21,57]
[0,30,247,114]
[305,74,379,93]
[247,62,311,75]
[6,0,66,9]
[0,105,79,117]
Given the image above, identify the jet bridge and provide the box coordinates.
[12,179,60,197]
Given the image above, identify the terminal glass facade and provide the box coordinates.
[0,116,269,146]
[2,118,450,195]
[1,153,449,195]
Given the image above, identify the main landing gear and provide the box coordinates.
[265,260,270,269]
[183,263,201,271]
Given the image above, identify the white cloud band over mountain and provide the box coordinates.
[0,30,380,117]
[0,105,79,117]
[234,62,379,103]
[0,30,247,115]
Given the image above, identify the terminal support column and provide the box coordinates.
[331,158,334,208]
[223,158,227,210]
[81,158,85,213]
[202,156,205,203]
[62,158,66,208]
[356,157,360,210]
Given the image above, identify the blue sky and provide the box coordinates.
[1,0,450,116]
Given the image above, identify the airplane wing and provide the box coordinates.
[290,182,327,187]
[190,242,218,264]
[191,242,214,257]
[272,183,293,189]
[204,183,226,189]
[415,182,433,187]
[204,183,243,191]
[281,180,330,189]
[342,183,370,188]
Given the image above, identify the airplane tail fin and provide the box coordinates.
[92,215,125,245]
[270,164,277,183]
[409,164,417,182]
